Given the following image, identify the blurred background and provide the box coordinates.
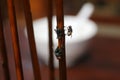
[0,0,120,80]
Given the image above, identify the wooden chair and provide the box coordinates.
[0,0,67,80]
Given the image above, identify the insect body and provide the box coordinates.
[54,27,64,39]
[54,25,73,60]
[55,46,63,59]
[67,26,72,37]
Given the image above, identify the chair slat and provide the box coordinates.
[0,5,10,80]
[21,0,41,80]
[55,0,67,80]
[7,0,24,80]
[47,0,55,80]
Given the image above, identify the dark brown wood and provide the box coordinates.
[21,0,41,80]
[91,16,120,25]
[0,5,10,80]
[47,0,55,80]
[7,0,24,80]
[55,0,67,80]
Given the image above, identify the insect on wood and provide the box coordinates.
[54,27,64,39]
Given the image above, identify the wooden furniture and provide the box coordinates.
[0,0,67,80]
[0,0,120,80]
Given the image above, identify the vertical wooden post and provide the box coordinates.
[7,0,23,80]
[47,0,55,80]
[21,0,41,80]
[55,0,67,80]
[0,6,10,80]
